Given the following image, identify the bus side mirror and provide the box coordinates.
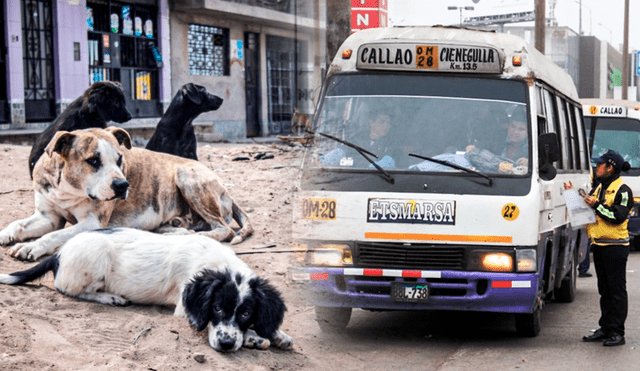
[538,132,560,181]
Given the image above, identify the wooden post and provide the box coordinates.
[622,0,629,99]
[534,0,546,54]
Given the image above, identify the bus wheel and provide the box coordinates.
[315,306,352,332]
[515,306,541,337]
[554,247,577,303]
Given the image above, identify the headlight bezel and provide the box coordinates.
[468,250,515,272]
[467,248,537,273]
[308,243,353,267]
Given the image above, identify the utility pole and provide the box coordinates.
[447,6,475,27]
[578,0,582,35]
[535,0,546,54]
[622,0,629,99]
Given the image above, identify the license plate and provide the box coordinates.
[301,198,337,220]
[391,282,429,302]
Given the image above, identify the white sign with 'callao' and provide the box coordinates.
[586,105,627,117]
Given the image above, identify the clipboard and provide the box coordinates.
[564,188,596,229]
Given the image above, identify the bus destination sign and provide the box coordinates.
[356,43,502,73]
[586,105,627,117]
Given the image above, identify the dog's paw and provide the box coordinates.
[0,231,15,247]
[7,242,49,261]
[271,330,293,350]
[243,329,271,350]
[7,242,34,261]
[108,295,130,306]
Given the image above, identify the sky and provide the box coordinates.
[388,0,640,52]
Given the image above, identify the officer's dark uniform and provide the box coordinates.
[582,150,633,347]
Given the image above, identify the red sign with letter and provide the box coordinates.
[351,0,387,9]
[351,0,388,32]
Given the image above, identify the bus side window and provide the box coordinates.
[567,103,586,170]
[561,98,580,170]
[535,85,546,134]
[555,96,573,170]
[542,89,562,169]
[574,106,589,170]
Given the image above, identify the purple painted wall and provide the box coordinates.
[5,0,24,102]
[54,0,90,104]
[158,0,171,106]
[3,0,168,125]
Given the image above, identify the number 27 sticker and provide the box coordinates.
[502,203,520,221]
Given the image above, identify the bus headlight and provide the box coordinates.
[469,251,513,272]
[516,249,537,272]
[310,244,353,266]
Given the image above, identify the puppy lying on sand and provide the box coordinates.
[0,228,292,352]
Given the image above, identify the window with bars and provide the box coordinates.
[188,24,229,76]
[266,35,298,134]
[86,0,162,117]
[22,0,56,122]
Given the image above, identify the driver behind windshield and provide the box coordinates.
[319,111,396,169]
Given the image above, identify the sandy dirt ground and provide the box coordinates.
[0,140,322,370]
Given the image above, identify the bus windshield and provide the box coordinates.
[307,74,530,176]
[586,117,640,168]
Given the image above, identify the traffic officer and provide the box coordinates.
[581,149,633,347]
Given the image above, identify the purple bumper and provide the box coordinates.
[294,267,540,314]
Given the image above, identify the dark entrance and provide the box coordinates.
[266,35,295,135]
[244,32,261,137]
[21,0,56,122]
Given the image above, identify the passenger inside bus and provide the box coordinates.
[465,107,529,174]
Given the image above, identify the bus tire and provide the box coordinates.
[315,306,352,332]
[515,306,541,337]
[554,246,577,303]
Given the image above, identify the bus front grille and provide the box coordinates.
[355,242,465,270]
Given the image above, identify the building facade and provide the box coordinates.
[0,0,172,132]
[170,0,326,139]
[0,0,326,141]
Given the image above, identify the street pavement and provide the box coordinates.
[304,250,640,370]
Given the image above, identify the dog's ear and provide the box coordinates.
[250,277,287,338]
[183,270,225,332]
[181,83,202,105]
[104,127,132,149]
[45,131,75,158]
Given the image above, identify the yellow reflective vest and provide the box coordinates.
[586,177,630,246]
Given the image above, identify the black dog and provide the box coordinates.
[28,81,131,178]
[145,83,223,161]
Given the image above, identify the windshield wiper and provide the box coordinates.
[312,131,395,184]
[409,153,493,186]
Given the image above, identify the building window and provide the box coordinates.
[188,24,229,76]
[22,0,56,122]
[86,1,162,118]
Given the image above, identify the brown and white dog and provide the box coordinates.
[0,127,253,261]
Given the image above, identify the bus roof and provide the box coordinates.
[330,26,579,101]
[582,98,640,119]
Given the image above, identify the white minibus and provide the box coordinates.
[293,26,591,336]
